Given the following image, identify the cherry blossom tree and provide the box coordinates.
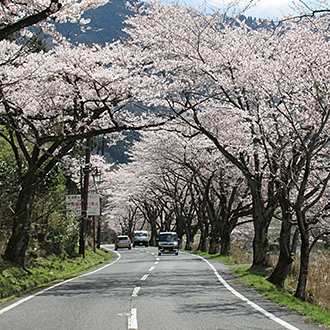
[0,30,176,266]
[121,2,279,267]
[0,0,123,266]
[177,138,252,254]
[247,15,330,298]
[106,127,252,254]
[0,0,111,42]
[105,163,144,233]
[119,2,329,299]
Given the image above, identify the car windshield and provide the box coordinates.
[118,237,128,241]
[159,233,177,242]
[135,233,148,237]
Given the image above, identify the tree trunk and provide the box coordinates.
[252,215,270,267]
[184,226,193,250]
[294,238,309,301]
[268,191,295,287]
[208,236,220,254]
[268,253,294,288]
[175,214,185,239]
[267,226,294,287]
[267,250,293,288]
[294,209,310,301]
[196,206,208,252]
[250,186,275,268]
[220,228,231,255]
[185,237,193,250]
[247,173,276,268]
[149,220,158,246]
[3,173,36,266]
[198,222,208,252]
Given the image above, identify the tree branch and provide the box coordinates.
[0,0,62,42]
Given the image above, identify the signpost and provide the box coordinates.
[66,194,100,216]
[66,193,100,255]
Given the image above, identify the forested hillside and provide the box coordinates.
[56,0,136,45]
[56,0,273,46]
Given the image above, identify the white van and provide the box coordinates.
[157,232,179,256]
[133,230,149,247]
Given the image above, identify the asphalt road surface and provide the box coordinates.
[0,245,326,330]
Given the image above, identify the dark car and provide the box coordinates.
[157,232,179,256]
[115,235,131,250]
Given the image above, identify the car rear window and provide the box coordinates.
[118,237,129,241]
[135,233,148,237]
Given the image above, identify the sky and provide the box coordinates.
[172,0,319,19]
[244,0,296,18]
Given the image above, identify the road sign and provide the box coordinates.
[66,194,100,216]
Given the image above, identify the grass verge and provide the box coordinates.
[0,248,114,305]
[191,250,330,328]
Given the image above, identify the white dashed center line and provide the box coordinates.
[128,308,138,329]
[141,274,149,281]
[132,287,140,297]
[129,255,160,329]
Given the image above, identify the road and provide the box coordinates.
[0,245,324,330]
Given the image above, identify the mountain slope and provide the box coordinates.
[56,0,136,45]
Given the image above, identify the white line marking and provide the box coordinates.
[132,286,141,297]
[0,247,121,315]
[141,274,149,281]
[128,308,138,329]
[154,261,159,265]
[156,257,160,261]
[197,255,300,330]
[148,266,155,271]
[118,312,130,317]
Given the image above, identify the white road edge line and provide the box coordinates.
[0,247,121,315]
[148,266,155,271]
[197,255,300,330]
[132,287,141,297]
[128,308,138,329]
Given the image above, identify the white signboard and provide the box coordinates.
[66,194,100,216]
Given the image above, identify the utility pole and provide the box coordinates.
[97,136,105,249]
[79,136,91,257]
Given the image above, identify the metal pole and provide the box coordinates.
[97,216,101,249]
[79,166,84,256]
[93,215,96,253]
[79,136,91,258]
[96,137,105,249]
[97,195,102,249]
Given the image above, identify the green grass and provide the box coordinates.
[231,266,330,327]
[190,251,330,327]
[0,248,114,304]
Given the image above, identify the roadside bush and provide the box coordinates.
[287,251,330,312]
[228,245,330,312]
[40,214,80,258]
